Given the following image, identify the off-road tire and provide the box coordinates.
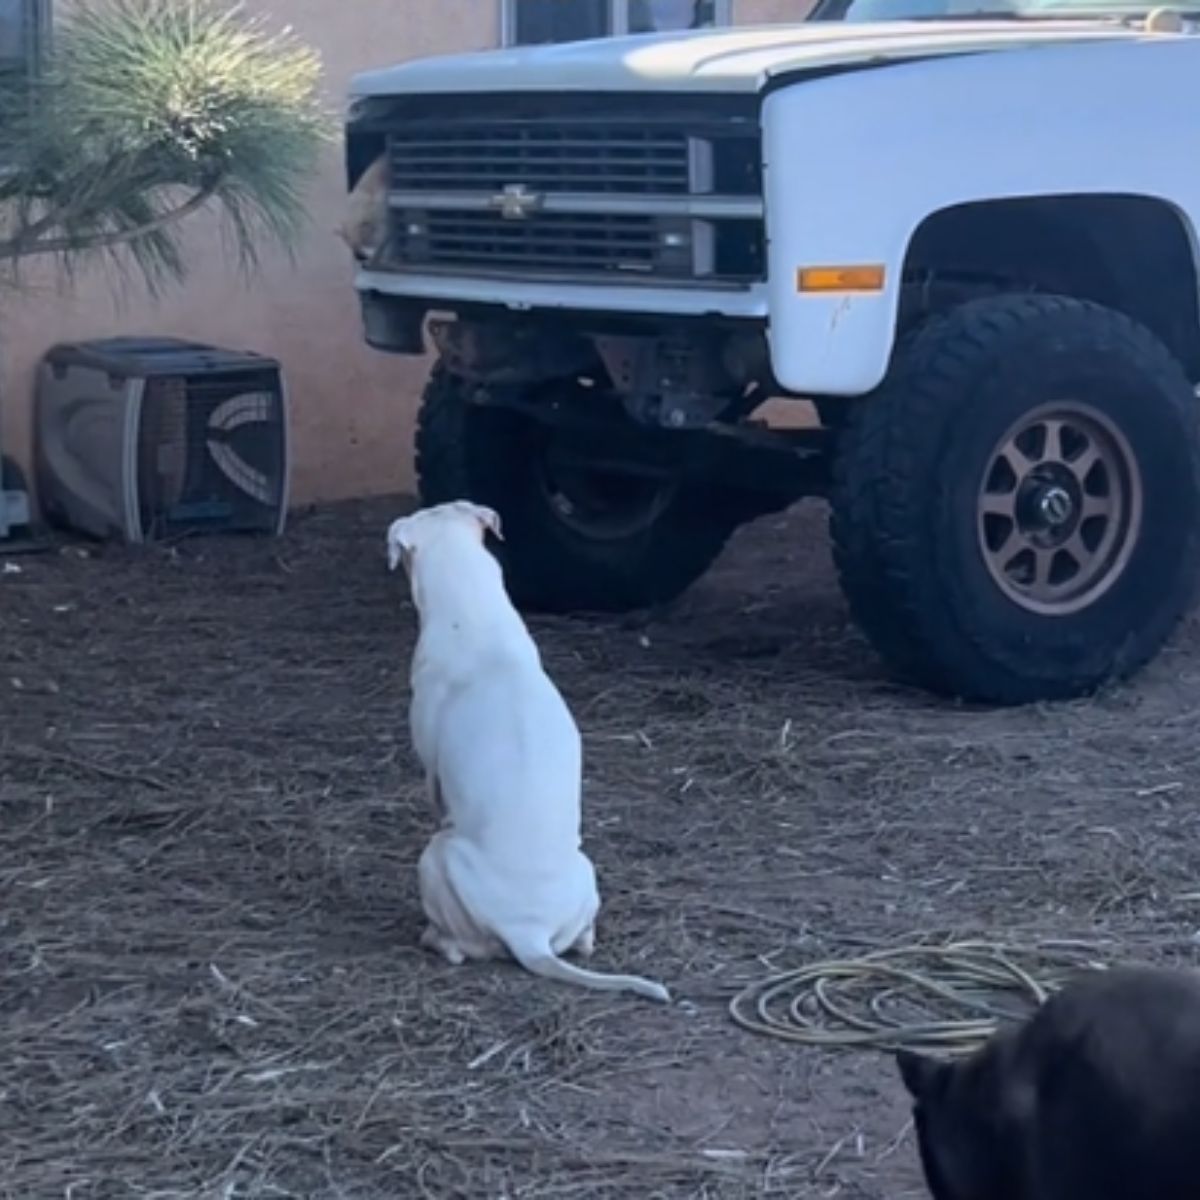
[414,364,741,613]
[830,294,1200,704]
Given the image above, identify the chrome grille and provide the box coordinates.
[389,123,692,195]
[396,210,679,277]
[371,102,764,287]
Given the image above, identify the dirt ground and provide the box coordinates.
[4,496,1200,1199]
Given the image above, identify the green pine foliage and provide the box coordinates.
[0,0,331,292]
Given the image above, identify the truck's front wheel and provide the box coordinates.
[830,295,1200,704]
[415,365,740,613]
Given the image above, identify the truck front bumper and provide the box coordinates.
[354,268,769,323]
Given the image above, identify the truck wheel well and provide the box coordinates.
[903,195,1200,379]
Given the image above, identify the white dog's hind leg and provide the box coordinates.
[425,771,449,826]
[421,923,467,966]
[418,831,503,963]
[572,924,596,958]
[418,834,471,964]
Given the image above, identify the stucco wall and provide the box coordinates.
[1,0,814,509]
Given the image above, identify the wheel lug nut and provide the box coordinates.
[1038,486,1073,526]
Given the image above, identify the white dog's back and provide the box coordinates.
[405,524,571,837]
[433,652,583,855]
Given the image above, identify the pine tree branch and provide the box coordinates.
[0,180,219,260]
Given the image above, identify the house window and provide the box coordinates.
[502,0,731,45]
[628,0,726,32]
[0,0,49,97]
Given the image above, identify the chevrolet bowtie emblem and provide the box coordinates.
[490,183,543,220]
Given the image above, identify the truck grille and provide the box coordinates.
[389,124,692,196]
[397,211,668,276]
[371,99,764,288]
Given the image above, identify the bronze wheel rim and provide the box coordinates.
[977,402,1143,616]
[536,444,676,542]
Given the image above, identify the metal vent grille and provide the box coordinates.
[136,370,286,540]
[389,123,692,196]
[396,210,684,277]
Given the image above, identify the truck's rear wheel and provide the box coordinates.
[830,295,1200,704]
[415,365,739,613]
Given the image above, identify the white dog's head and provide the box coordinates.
[386,500,504,576]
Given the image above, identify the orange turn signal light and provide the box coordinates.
[796,265,886,294]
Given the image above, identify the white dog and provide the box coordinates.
[387,500,670,1004]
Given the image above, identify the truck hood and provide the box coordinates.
[348,18,1146,98]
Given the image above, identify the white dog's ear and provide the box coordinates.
[457,500,504,542]
[386,518,414,572]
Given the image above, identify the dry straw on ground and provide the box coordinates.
[4,497,1200,1198]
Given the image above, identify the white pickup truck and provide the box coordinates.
[344,5,1200,705]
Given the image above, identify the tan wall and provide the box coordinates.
[2,0,814,509]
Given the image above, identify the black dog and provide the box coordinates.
[895,965,1200,1200]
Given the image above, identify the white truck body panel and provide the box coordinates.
[762,35,1200,394]
[348,19,1143,97]
[349,19,1200,396]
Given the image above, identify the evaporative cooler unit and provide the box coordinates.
[35,337,289,543]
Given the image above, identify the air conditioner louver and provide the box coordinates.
[35,337,290,543]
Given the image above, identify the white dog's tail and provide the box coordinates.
[507,934,671,1004]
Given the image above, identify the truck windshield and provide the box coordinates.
[812,0,1199,19]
